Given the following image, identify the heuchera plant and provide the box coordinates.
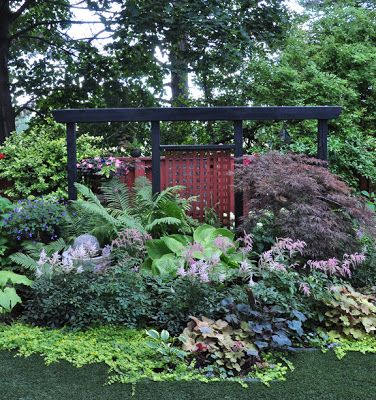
[180,316,259,374]
[324,285,376,339]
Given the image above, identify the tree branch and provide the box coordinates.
[11,0,37,21]
[19,35,77,56]
[11,19,103,40]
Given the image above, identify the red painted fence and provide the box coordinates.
[119,151,235,226]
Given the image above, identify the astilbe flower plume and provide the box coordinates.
[306,253,366,278]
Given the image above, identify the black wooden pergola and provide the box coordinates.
[53,106,342,226]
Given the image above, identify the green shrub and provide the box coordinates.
[0,120,102,199]
[23,266,152,329]
[145,276,247,335]
[0,196,14,268]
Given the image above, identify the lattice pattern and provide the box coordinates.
[162,150,234,226]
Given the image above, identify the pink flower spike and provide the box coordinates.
[299,282,311,296]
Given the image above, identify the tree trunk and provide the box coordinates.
[0,1,15,144]
[170,37,189,107]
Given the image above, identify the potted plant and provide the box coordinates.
[129,139,142,158]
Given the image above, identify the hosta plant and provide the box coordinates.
[143,224,244,279]
[146,329,187,368]
[324,285,376,339]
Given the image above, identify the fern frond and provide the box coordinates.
[21,238,67,258]
[145,217,182,232]
[9,253,38,270]
[74,182,102,206]
[153,185,185,207]
[101,178,132,213]
[74,201,118,225]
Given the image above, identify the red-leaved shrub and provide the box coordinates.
[236,152,376,259]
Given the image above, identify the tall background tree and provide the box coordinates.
[0,0,109,143]
[89,0,291,106]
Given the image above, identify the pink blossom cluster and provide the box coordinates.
[111,228,152,251]
[258,249,287,271]
[306,253,366,278]
[183,242,205,265]
[271,238,307,257]
[177,259,211,283]
[299,282,311,296]
[213,236,234,252]
[237,232,254,255]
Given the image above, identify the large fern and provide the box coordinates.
[66,179,145,243]
[133,177,197,235]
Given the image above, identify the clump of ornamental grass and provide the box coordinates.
[236,152,376,260]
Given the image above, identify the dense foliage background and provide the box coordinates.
[0,0,374,188]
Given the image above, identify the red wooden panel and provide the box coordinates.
[116,153,235,226]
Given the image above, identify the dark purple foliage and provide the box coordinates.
[235,152,376,259]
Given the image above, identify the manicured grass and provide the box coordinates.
[1,350,376,400]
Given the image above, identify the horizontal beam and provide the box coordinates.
[160,144,235,151]
[53,106,341,123]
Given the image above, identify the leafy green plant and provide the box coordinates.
[0,196,14,267]
[143,224,242,278]
[23,265,151,329]
[0,270,32,314]
[146,329,187,367]
[133,176,197,236]
[0,120,103,199]
[66,177,195,244]
[361,191,376,213]
[3,197,67,243]
[145,276,247,335]
[180,316,259,374]
[66,179,145,244]
[323,285,376,339]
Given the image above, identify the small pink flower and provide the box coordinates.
[299,282,311,296]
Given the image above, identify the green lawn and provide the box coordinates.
[1,350,376,400]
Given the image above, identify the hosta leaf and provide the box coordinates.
[145,239,170,260]
[161,237,185,255]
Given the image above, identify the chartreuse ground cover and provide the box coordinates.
[1,328,376,399]
[1,324,376,399]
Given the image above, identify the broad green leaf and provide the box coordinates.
[162,237,185,255]
[160,330,170,341]
[0,287,22,312]
[146,329,160,340]
[145,239,171,260]
[193,224,216,244]
[0,271,33,288]
[151,254,178,276]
